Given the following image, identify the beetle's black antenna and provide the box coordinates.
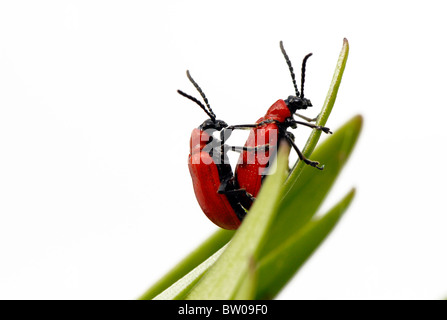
[186,70,217,121]
[300,53,313,98]
[280,41,300,97]
[177,89,215,121]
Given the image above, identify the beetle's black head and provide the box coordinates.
[199,118,228,131]
[284,95,312,113]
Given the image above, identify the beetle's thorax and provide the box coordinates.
[264,99,292,123]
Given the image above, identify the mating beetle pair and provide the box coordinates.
[179,42,331,230]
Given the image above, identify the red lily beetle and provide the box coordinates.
[179,71,255,229]
[230,41,332,201]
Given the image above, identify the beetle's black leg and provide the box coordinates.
[226,119,278,131]
[284,132,324,170]
[217,175,231,194]
[222,188,255,217]
[286,119,332,134]
[223,188,255,202]
[229,144,270,153]
[217,179,254,219]
[295,112,319,122]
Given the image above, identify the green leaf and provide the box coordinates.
[232,256,258,300]
[185,144,291,300]
[139,229,234,300]
[255,188,356,299]
[260,115,362,258]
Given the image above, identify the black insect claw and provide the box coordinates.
[306,160,324,170]
[320,126,332,134]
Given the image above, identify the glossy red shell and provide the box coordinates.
[235,99,291,198]
[188,128,241,230]
[263,99,292,123]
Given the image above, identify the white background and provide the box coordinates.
[0,1,446,300]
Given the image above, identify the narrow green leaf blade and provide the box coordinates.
[256,188,356,299]
[232,257,258,300]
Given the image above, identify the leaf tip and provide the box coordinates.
[352,114,364,131]
[347,187,356,202]
[341,38,350,58]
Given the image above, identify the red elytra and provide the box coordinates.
[235,99,291,198]
[188,128,245,230]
